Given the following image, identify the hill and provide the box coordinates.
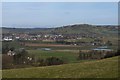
[2,56,119,78]
[52,24,118,37]
[2,24,118,36]
[2,27,53,34]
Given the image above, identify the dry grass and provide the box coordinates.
[2,56,119,78]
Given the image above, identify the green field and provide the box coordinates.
[28,50,96,63]
[28,50,79,63]
[2,56,119,78]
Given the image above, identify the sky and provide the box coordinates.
[1,0,119,2]
[2,2,118,28]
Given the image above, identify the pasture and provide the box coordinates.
[2,56,119,78]
[28,49,79,63]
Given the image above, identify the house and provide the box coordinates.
[3,37,13,41]
[7,50,16,56]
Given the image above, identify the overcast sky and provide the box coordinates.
[2,2,118,28]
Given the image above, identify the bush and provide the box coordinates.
[104,51,119,58]
[13,48,28,64]
[2,44,9,54]
[45,57,64,66]
[31,57,64,67]
[78,50,118,60]
[37,58,45,66]
[115,50,120,56]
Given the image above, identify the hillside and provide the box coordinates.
[2,24,118,36]
[52,24,118,37]
[2,56,119,78]
[2,27,53,34]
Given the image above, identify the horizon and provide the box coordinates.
[2,2,118,28]
[2,23,118,29]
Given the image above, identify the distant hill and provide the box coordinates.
[2,27,53,34]
[53,24,118,36]
[2,24,118,36]
[3,56,119,78]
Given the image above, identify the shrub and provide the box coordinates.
[13,48,28,64]
[115,50,120,56]
[78,50,118,60]
[45,57,64,66]
[2,44,9,54]
[104,51,118,58]
[37,58,45,66]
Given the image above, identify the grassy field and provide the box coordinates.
[2,56,119,78]
[28,50,79,63]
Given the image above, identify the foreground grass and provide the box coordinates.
[3,56,119,78]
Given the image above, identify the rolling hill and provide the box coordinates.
[2,56,119,78]
[2,24,118,36]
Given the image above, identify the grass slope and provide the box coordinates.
[3,56,119,78]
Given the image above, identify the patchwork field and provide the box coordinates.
[2,56,119,78]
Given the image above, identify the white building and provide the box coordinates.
[7,50,16,56]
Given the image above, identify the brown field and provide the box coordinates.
[25,43,79,47]
[54,49,90,53]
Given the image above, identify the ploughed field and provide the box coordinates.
[2,56,119,78]
[25,43,79,47]
[24,42,98,50]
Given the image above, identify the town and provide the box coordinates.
[2,24,118,47]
